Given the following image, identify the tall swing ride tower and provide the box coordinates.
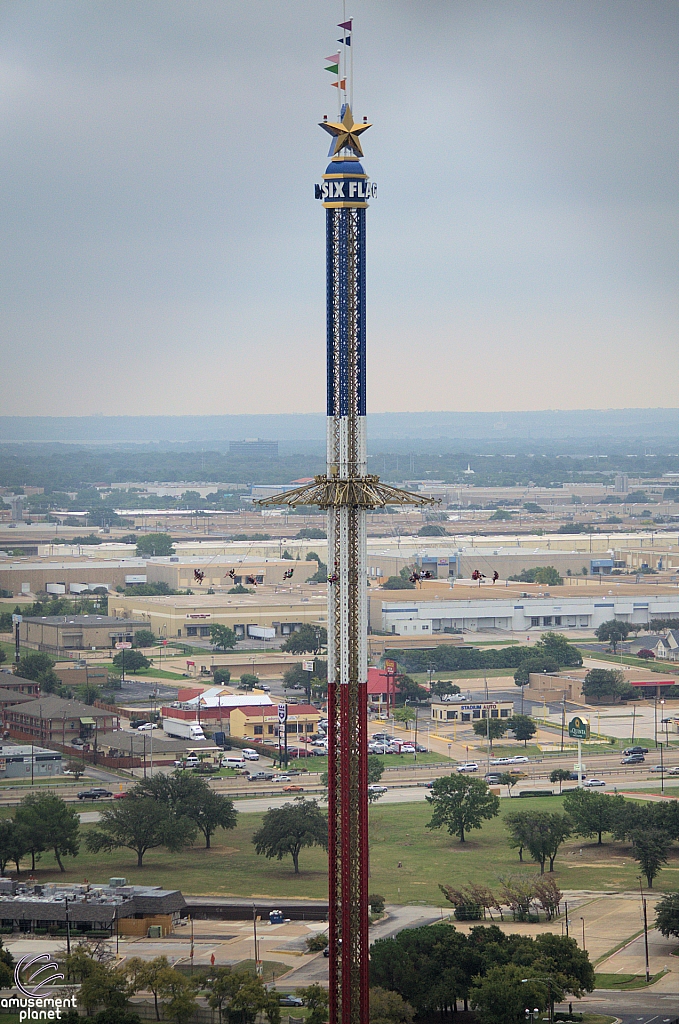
[258,23,435,1024]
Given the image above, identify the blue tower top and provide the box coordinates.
[316,105,374,209]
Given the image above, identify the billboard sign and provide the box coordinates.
[568,715,590,740]
[278,703,288,723]
[302,660,314,673]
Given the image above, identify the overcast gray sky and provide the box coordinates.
[1,0,677,417]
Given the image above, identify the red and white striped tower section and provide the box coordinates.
[257,106,435,1024]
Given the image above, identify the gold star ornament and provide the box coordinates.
[319,104,371,158]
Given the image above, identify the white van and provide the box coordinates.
[242,748,260,761]
[222,756,247,769]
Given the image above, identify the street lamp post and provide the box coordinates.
[580,916,586,951]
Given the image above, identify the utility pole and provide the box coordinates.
[642,896,651,983]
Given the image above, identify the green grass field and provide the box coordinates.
[12,794,679,903]
[593,971,666,990]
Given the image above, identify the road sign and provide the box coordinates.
[115,642,132,650]
[302,660,314,673]
[568,715,590,740]
[11,615,22,625]
[278,703,288,722]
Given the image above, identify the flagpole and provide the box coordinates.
[343,0,347,107]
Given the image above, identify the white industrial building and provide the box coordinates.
[377,592,679,634]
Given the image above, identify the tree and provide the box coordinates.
[395,674,428,703]
[134,771,237,849]
[595,618,631,653]
[157,966,198,1024]
[497,772,522,797]
[418,524,447,536]
[16,793,79,872]
[0,819,18,874]
[513,657,559,687]
[504,810,533,862]
[550,768,572,794]
[392,707,416,725]
[655,892,679,939]
[133,630,156,648]
[472,717,508,750]
[382,576,415,590]
[510,715,537,746]
[430,679,461,698]
[0,937,14,989]
[633,828,670,888]
[426,775,500,843]
[281,624,327,654]
[369,987,415,1024]
[15,652,59,690]
[252,797,328,874]
[368,755,386,804]
[79,962,130,1016]
[562,789,624,845]
[535,632,583,667]
[125,956,170,1021]
[85,797,196,867]
[209,624,238,651]
[135,534,175,557]
[582,668,629,702]
[112,649,150,674]
[213,668,231,685]
[239,673,259,690]
[471,964,548,1024]
[524,812,572,873]
[297,984,330,1024]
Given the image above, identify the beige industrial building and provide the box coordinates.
[0,559,146,597]
[145,556,317,590]
[20,615,145,650]
[108,592,327,639]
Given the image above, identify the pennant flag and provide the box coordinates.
[331,78,347,89]
[325,53,340,63]
[338,36,351,45]
[325,64,339,74]
[338,19,352,30]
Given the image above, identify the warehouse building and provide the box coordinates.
[371,579,679,634]
[108,592,327,639]
[20,614,145,650]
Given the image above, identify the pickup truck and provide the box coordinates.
[248,771,275,782]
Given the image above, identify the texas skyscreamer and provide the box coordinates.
[257,24,435,1024]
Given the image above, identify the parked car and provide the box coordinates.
[368,784,388,795]
[623,746,649,756]
[71,738,86,747]
[77,788,113,800]
[310,747,328,756]
[279,996,304,1007]
[584,779,606,787]
[621,754,645,765]
[456,762,478,773]
[400,744,416,753]
[129,719,147,729]
[137,722,159,731]
[414,743,428,753]
[283,785,304,793]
